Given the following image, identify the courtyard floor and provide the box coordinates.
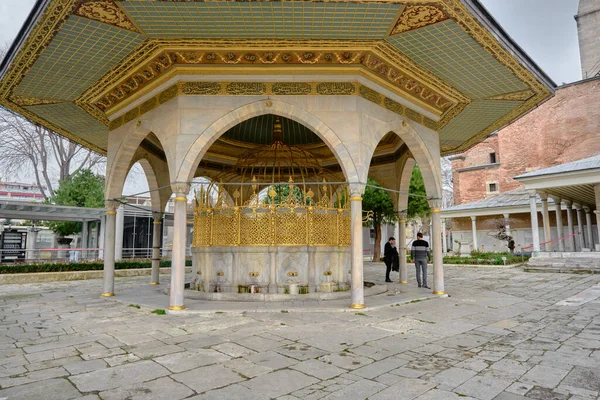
[1,263,600,400]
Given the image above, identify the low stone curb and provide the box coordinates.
[443,263,523,268]
[181,283,388,302]
[0,267,193,284]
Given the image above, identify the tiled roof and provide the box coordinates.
[443,188,552,212]
[515,154,600,179]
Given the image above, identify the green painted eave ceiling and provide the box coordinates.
[1,0,553,156]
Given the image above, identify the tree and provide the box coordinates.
[362,178,397,261]
[407,165,431,236]
[441,156,454,209]
[45,169,105,237]
[0,108,105,199]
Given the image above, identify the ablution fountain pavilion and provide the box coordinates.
[0,0,555,310]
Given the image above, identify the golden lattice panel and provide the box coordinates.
[240,211,272,246]
[310,210,338,245]
[212,211,238,246]
[193,212,211,246]
[339,215,351,246]
[275,210,307,246]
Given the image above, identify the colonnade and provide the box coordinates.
[525,190,599,253]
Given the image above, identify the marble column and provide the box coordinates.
[470,216,478,252]
[528,191,541,253]
[540,193,552,251]
[151,212,162,285]
[441,218,447,256]
[550,198,565,252]
[503,213,511,239]
[308,247,317,293]
[349,187,365,309]
[576,206,585,250]
[81,220,89,260]
[115,205,125,261]
[594,211,600,252]
[169,184,190,311]
[430,200,444,295]
[102,201,118,297]
[26,225,38,260]
[98,215,106,259]
[565,201,576,251]
[399,214,408,284]
[585,207,594,250]
[575,205,585,251]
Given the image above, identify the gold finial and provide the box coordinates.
[273,117,283,143]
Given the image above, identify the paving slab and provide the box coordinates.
[69,360,169,392]
[0,378,81,400]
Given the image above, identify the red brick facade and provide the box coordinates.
[451,77,600,205]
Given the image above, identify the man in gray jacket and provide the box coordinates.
[410,232,431,289]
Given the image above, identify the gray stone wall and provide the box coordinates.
[577,0,600,78]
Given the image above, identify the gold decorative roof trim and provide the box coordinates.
[0,98,105,154]
[486,89,535,101]
[74,0,140,33]
[391,5,448,35]
[0,0,78,99]
[437,0,551,99]
[9,95,63,106]
[78,43,459,117]
[108,81,438,132]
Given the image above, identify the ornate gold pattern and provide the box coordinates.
[272,82,312,96]
[0,0,553,157]
[194,187,351,248]
[9,95,62,106]
[391,5,448,35]
[75,0,140,33]
[486,89,535,101]
[107,81,437,131]
[181,82,221,95]
[316,82,355,95]
[90,47,456,115]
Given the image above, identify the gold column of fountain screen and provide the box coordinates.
[193,118,351,247]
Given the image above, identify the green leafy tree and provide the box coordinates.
[45,169,105,237]
[407,165,431,219]
[362,178,397,261]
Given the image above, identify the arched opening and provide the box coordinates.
[188,114,351,296]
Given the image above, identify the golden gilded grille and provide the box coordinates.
[192,116,351,247]
[193,204,350,247]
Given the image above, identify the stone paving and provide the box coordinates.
[1,263,600,400]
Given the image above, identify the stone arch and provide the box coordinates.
[105,120,174,204]
[397,156,416,212]
[135,157,173,213]
[367,120,442,201]
[176,99,359,185]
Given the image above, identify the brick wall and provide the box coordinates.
[451,78,600,205]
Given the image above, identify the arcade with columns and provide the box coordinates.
[0,0,554,310]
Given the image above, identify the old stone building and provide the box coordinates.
[450,76,600,206]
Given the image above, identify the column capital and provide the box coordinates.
[583,206,591,213]
[105,200,119,212]
[397,212,407,222]
[594,210,600,215]
[538,192,548,201]
[428,199,442,211]
[470,216,477,221]
[152,212,163,221]
[563,199,573,208]
[548,195,561,203]
[171,183,190,197]
[502,213,510,219]
[527,189,537,198]
[348,183,365,198]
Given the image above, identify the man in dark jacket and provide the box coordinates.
[383,237,398,283]
[411,232,431,289]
